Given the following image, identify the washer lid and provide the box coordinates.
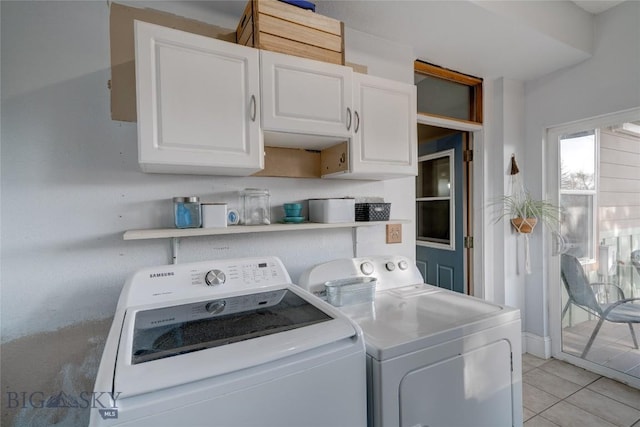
[339,284,520,361]
[130,288,332,365]
[113,285,360,398]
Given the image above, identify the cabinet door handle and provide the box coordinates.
[250,95,257,122]
[354,111,360,133]
[346,107,352,131]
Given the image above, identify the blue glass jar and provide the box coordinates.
[173,196,201,228]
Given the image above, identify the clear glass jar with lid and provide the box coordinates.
[241,188,270,225]
[173,196,202,229]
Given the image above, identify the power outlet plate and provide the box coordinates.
[386,223,402,244]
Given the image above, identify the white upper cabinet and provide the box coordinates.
[260,51,417,179]
[133,21,415,180]
[347,73,417,179]
[135,21,263,176]
[260,50,353,144]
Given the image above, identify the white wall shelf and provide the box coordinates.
[123,220,410,241]
[125,220,411,264]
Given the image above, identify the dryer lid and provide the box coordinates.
[339,284,520,360]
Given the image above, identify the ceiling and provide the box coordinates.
[572,0,625,14]
[205,0,628,81]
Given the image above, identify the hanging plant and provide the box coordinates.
[496,192,560,234]
[491,155,562,274]
[494,155,561,234]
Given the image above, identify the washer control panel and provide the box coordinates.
[124,257,292,307]
[189,259,287,289]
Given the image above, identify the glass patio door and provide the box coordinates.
[549,110,640,387]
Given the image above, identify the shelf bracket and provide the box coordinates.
[171,237,180,264]
[352,227,357,258]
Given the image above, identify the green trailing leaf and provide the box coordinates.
[492,192,561,232]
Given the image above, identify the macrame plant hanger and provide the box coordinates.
[509,154,533,274]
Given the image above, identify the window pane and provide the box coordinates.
[415,73,472,121]
[417,200,450,244]
[560,131,596,190]
[417,157,450,198]
[560,194,595,260]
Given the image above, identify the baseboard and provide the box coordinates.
[523,332,551,358]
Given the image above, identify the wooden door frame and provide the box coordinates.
[414,60,484,297]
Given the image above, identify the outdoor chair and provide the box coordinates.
[632,250,640,277]
[561,253,640,358]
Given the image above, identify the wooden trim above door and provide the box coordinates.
[414,61,482,86]
[414,60,483,124]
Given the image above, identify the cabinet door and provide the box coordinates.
[260,51,352,141]
[349,74,417,179]
[135,21,263,176]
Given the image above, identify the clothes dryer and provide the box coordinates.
[299,255,523,427]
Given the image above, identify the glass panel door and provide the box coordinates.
[560,131,597,262]
[415,131,466,294]
[558,121,640,382]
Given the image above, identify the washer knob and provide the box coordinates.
[360,262,374,275]
[385,262,396,271]
[398,260,409,270]
[205,300,226,314]
[205,269,226,286]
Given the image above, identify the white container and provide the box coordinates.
[309,198,355,223]
[325,277,376,307]
[202,203,228,228]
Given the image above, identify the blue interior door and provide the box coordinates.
[416,133,465,293]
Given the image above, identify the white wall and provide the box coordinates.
[492,79,527,306]
[0,1,416,343]
[482,78,527,350]
[521,1,640,350]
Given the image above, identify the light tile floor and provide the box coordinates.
[523,354,640,426]
[562,320,640,377]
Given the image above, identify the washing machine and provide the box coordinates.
[299,255,523,427]
[90,256,367,427]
